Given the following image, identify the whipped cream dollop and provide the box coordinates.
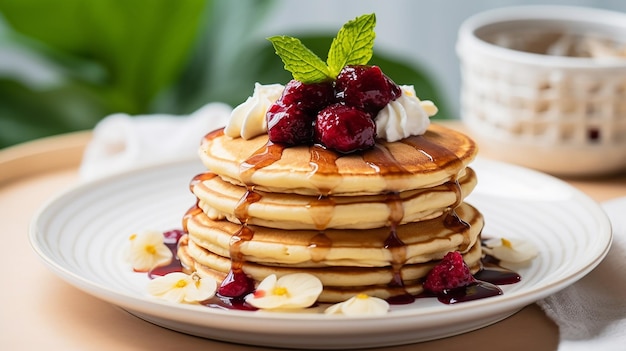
[224,83,284,139]
[226,83,437,142]
[375,85,437,142]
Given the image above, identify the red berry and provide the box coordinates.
[218,270,255,297]
[423,251,476,293]
[266,101,315,145]
[314,103,376,153]
[279,79,335,112]
[334,65,402,115]
[162,229,185,245]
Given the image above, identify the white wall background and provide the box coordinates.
[259,0,626,118]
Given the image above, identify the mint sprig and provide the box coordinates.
[266,36,331,83]
[267,13,376,84]
[327,13,376,78]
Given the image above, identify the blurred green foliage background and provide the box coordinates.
[0,0,447,149]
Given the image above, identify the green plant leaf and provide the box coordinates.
[327,13,376,78]
[267,35,331,83]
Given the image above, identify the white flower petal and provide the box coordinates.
[147,272,217,304]
[161,287,188,303]
[126,230,173,271]
[245,273,323,310]
[256,274,278,292]
[483,237,538,263]
[325,294,389,316]
[182,274,217,303]
[277,273,323,297]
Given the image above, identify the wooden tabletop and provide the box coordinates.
[1,123,625,351]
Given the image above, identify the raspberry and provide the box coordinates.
[423,251,476,293]
[218,270,255,298]
[266,101,315,145]
[162,229,185,245]
[334,65,402,115]
[314,103,376,153]
[279,79,334,113]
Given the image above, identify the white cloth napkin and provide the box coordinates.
[79,102,232,181]
[537,197,626,351]
[78,111,626,349]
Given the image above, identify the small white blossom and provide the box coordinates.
[126,230,173,272]
[483,237,538,264]
[147,272,217,304]
[245,273,323,310]
[325,294,390,316]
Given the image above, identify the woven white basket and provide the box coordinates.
[457,6,626,176]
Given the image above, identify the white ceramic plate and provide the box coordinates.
[29,158,612,349]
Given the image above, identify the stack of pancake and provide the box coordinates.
[178,123,482,303]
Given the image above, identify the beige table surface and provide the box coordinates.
[1,122,625,351]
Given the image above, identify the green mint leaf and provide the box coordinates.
[327,13,376,78]
[267,35,332,83]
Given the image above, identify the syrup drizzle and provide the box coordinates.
[308,145,340,195]
[183,172,217,232]
[383,192,415,304]
[308,232,333,263]
[240,141,285,185]
[217,186,261,297]
[400,134,466,171]
[363,144,410,175]
[307,195,336,230]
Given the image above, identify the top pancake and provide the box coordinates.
[199,123,478,196]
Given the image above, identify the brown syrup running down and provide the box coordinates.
[202,128,225,143]
[308,232,333,262]
[307,195,337,230]
[239,141,285,185]
[218,225,256,297]
[182,201,202,233]
[441,177,471,234]
[400,134,465,171]
[383,192,415,304]
[189,172,218,192]
[363,144,411,175]
[401,134,472,235]
[443,208,471,233]
[216,182,261,297]
[308,145,340,195]
[234,189,262,221]
[183,172,217,232]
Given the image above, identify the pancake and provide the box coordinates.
[192,167,477,230]
[178,202,483,303]
[181,202,483,268]
[180,241,482,302]
[180,121,486,304]
[199,123,478,196]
